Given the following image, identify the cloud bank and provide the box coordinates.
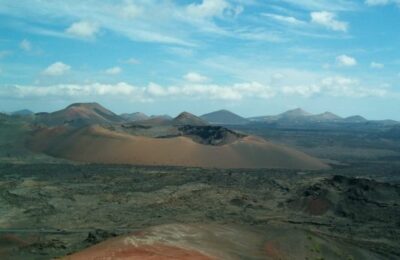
[1,76,390,103]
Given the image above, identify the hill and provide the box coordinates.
[27,125,329,170]
[201,109,249,125]
[172,112,208,126]
[34,103,123,127]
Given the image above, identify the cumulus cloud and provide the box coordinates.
[1,75,391,103]
[42,62,71,76]
[0,82,274,102]
[310,11,348,32]
[66,21,99,39]
[19,39,32,51]
[336,55,357,67]
[105,66,122,75]
[183,72,209,83]
[283,76,387,98]
[370,62,384,69]
[145,82,274,101]
[4,83,142,100]
[320,76,387,97]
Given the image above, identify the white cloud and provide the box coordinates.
[279,0,358,11]
[282,76,387,98]
[1,82,275,102]
[125,58,140,65]
[120,2,142,19]
[310,11,348,32]
[186,0,232,18]
[262,13,306,25]
[336,55,357,67]
[42,62,71,76]
[370,62,384,69]
[5,83,142,100]
[105,66,122,75]
[320,76,387,97]
[0,1,279,46]
[183,72,209,83]
[282,84,320,97]
[19,39,32,51]
[1,76,391,103]
[66,21,99,39]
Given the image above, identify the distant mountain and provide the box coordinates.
[120,112,149,122]
[248,108,400,129]
[172,112,208,126]
[309,112,342,122]
[11,109,34,116]
[250,108,347,124]
[201,109,249,125]
[35,102,123,127]
[344,115,368,123]
[279,108,312,118]
[249,108,312,122]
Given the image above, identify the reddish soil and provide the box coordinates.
[264,241,287,260]
[62,239,214,260]
[28,125,329,170]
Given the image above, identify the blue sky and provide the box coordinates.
[0,0,399,119]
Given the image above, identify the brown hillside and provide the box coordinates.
[28,125,329,170]
[172,112,208,126]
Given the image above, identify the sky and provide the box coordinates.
[0,0,399,119]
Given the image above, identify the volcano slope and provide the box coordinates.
[63,223,383,260]
[27,124,329,170]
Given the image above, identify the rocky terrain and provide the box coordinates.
[0,164,398,259]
